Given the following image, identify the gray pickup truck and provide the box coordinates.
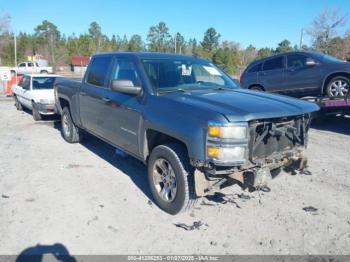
[55,52,319,214]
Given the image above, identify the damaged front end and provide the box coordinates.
[194,114,311,196]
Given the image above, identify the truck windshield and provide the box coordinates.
[32,77,56,90]
[142,58,239,92]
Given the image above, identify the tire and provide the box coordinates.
[14,96,23,111]
[32,102,42,121]
[40,70,48,74]
[147,143,197,215]
[326,76,350,97]
[61,107,83,143]
[249,85,264,92]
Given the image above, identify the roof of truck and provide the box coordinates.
[93,52,203,60]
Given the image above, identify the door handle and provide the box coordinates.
[80,91,87,96]
[102,97,111,103]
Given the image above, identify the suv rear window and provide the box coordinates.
[263,57,284,71]
[248,63,262,73]
[87,56,113,87]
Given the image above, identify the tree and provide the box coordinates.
[0,13,11,65]
[275,39,292,53]
[186,38,198,55]
[174,32,185,53]
[147,22,172,52]
[88,21,103,53]
[128,34,144,51]
[201,27,220,53]
[34,20,61,68]
[240,44,257,66]
[256,47,273,59]
[307,8,347,53]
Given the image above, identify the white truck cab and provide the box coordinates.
[15,62,53,75]
[12,74,62,120]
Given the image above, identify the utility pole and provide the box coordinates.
[14,32,17,66]
[174,33,177,54]
[299,29,304,49]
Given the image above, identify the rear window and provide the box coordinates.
[263,57,284,71]
[86,56,113,87]
[248,63,262,73]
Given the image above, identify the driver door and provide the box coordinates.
[102,57,143,156]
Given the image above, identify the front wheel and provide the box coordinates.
[32,102,42,121]
[61,107,83,143]
[249,85,264,92]
[40,70,48,74]
[14,96,23,111]
[326,76,349,97]
[147,143,197,215]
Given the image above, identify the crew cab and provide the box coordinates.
[13,74,62,120]
[13,61,53,75]
[55,52,319,214]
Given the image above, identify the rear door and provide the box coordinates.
[258,56,286,93]
[284,54,322,96]
[17,75,32,107]
[102,57,143,156]
[79,56,113,137]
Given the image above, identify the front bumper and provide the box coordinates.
[37,103,56,115]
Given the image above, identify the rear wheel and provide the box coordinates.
[249,85,264,92]
[61,107,83,143]
[14,96,23,111]
[40,70,48,74]
[147,143,197,215]
[326,76,349,97]
[32,102,42,121]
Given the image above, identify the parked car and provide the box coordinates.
[55,52,318,214]
[240,51,350,98]
[12,61,53,75]
[13,74,62,120]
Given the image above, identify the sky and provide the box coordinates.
[1,0,350,49]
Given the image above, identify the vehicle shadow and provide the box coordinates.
[53,121,152,200]
[311,115,350,136]
[16,243,76,262]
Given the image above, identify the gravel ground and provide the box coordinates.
[0,97,349,255]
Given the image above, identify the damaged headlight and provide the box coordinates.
[207,146,246,162]
[208,122,248,140]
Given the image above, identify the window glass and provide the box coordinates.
[32,77,56,89]
[248,63,262,73]
[19,76,30,89]
[28,62,34,67]
[263,57,284,71]
[287,55,307,69]
[86,56,113,87]
[19,63,26,67]
[111,59,140,86]
[142,59,238,91]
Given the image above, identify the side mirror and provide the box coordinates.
[111,80,141,96]
[306,58,317,67]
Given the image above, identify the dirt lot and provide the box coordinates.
[0,97,349,255]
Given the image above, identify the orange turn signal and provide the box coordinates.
[207,147,220,158]
[208,126,221,137]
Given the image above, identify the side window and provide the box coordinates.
[287,55,307,69]
[248,63,262,73]
[263,57,284,71]
[20,76,31,89]
[86,56,113,87]
[28,62,34,67]
[19,63,26,67]
[110,58,140,87]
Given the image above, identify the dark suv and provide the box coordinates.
[240,51,350,98]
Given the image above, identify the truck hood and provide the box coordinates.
[162,89,319,122]
[31,89,55,103]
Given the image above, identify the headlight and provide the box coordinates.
[208,123,248,139]
[39,99,53,104]
[207,146,246,162]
